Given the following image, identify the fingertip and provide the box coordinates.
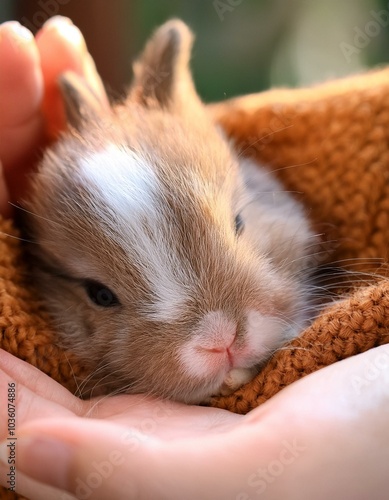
[0,21,43,128]
[9,419,128,496]
[0,21,34,46]
[36,16,87,61]
[1,434,73,492]
[41,15,74,30]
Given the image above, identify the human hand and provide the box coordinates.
[0,16,108,218]
[1,345,388,500]
[0,348,241,499]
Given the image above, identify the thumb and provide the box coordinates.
[1,418,153,499]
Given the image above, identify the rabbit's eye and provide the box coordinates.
[84,280,120,307]
[234,213,244,236]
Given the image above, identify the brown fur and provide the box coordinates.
[22,20,317,403]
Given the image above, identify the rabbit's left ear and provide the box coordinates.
[129,19,198,108]
[58,71,108,130]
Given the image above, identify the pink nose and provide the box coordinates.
[200,344,235,365]
[205,347,226,354]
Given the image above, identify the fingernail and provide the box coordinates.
[43,17,86,52]
[0,21,34,45]
[2,436,73,490]
[42,15,73,29]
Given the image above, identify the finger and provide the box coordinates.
[0,463,72,500]
[245,344,389,428]
[0,21,44,173]
[0,22,42,131]
[0,380,77,444]
[1,418,150,499]
[84,393,240,439]
[1,416,250,500]
[0,349,83,415]
[36,16,109,139]
[82,50,109,106]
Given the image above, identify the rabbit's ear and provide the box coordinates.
[59,71,107,130]
[129,19,198,108]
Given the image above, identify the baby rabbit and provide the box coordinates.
[23,20,318,404]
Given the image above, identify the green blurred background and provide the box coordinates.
[1,0,389,101]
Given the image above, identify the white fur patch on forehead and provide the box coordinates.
[78,143,158,213]
[78,143,191,322]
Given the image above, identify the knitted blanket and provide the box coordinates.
[1,67,389,498]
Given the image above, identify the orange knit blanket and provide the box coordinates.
[1,68,389,498]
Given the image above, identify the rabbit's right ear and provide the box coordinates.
[58,71,108,131]
[129,19,198,109]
